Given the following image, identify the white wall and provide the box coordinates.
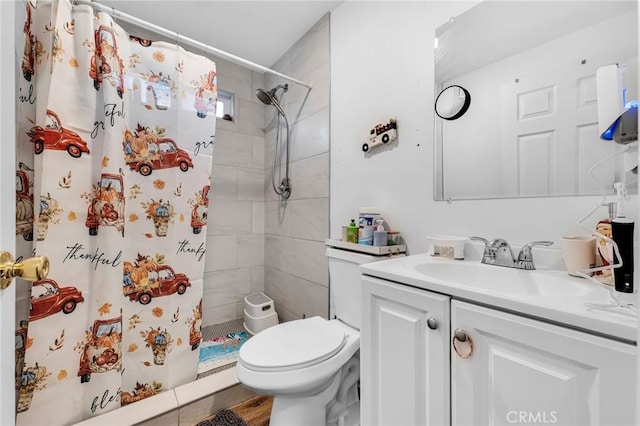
[330,1,638,256]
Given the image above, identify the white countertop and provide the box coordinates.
[360,253,638,343]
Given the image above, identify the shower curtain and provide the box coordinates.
[15,1,216,423]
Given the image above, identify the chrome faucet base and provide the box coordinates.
[471,237,553,271]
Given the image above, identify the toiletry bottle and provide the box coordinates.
[610,182,634,294]
[373,219,388,247]
[594,219,614,285]
[346,219,358,244]
[612,218,634,293]
[358,207,381,245]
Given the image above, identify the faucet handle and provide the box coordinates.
[470,236,489,246]
[517,241,553,262]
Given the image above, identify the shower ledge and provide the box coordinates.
[71,368,239,425]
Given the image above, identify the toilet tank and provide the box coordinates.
[327,248,389,331]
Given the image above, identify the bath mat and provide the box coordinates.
[197,331,250,374]
[197,319,250,376]
[195,409,249,426]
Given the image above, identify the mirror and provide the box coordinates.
[435,85,471,120]
[434,1,638,201]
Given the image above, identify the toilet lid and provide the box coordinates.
[239,316,346,372]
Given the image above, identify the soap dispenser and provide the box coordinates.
[373,220,388,247]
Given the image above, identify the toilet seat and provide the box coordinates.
[239,316,347,372]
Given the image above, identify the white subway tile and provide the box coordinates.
[265,266,329,319]
[210,164,238,201]
[290,198,329,241]
[204,235,238,272]
[213,129,253,167]
[265,200,291,235]
[252,201,265,234]
[265,235,328,286]
[208,200,252,236]
[237,168,265,201]
[237,234,265,267]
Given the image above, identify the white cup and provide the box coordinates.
[561,236,596,277]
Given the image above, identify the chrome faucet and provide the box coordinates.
[470,237,553,270]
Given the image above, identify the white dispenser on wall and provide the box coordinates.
[596,64,638,145]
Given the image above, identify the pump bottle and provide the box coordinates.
[611,183,634,293]
[346,219,358,244]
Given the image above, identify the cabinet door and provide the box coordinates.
[452,300,637,426]
[361,276,450,426]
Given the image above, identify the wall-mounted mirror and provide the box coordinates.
[435,85,471,120]
[434,1,638,201]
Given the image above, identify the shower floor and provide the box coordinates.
[197,318,250,380]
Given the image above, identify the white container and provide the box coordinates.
[426,235,468,260]
[243,292,279,335]
[358,207,381,245]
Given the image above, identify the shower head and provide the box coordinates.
[256,84,288,116]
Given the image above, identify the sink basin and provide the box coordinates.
[411,261,598,298]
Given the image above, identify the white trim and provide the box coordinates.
[72,367,239,425]
[0,1,16,425]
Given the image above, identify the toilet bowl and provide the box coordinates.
[236,317,360,426]
[236,247,393,426]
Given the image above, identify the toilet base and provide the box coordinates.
[268,353,360,426]
[270,371,340,426]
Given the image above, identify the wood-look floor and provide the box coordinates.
[228,395,273,426]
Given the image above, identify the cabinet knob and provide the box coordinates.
[427,317,438,330]
[452,328,473,358]
[454,328,468,342]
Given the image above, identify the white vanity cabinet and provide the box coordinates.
[361,276,451,426]
[361,275,637,426]
[451,300,636,426]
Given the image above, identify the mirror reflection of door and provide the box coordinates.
[435,1,637,200]
[500,29,625,197]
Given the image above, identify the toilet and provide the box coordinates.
[236,247,384,426]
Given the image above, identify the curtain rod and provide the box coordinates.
[73,0,313,90]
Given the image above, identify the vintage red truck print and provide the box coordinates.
[123,254,191,305]
[123,125,193,176]
[27,110,90,158]
[190,185,210,234]
[194,70,217,118]
[21,2,36,82]
[30,278,84,321]
[85,173,125,237]
[77,316,122,383]
[90,25,125,98]
[189,299,203,350]
[16,169,34,241]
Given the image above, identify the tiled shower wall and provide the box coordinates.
[202,57,267,326]
[202,13,330,326]
[263,14,331,322]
